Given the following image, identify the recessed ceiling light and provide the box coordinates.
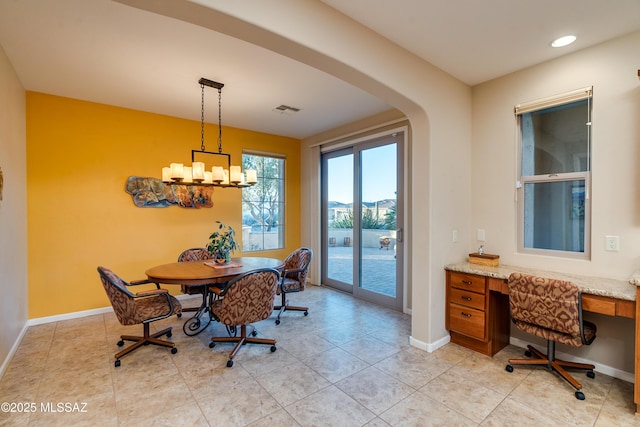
[551,35,576,48]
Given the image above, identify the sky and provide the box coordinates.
[327,143,397,203]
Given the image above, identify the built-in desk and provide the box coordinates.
[444,262,639,413]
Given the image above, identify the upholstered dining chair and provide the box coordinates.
[505,272,597,400]
[97,266,182,367]
[274,247,312,325]
[177,247,213,312]
[208,268,280,367]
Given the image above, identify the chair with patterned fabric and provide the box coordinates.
[274,247,312,325]
[178,247,212,313]
[97,266,182,367]
[208,268,280,367]
[505,272,597,400]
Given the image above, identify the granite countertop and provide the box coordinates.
[445,262,637,302]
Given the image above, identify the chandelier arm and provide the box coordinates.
[217,87,223,154]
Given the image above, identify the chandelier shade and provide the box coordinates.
[161,78,257,188]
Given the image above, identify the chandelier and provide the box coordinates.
[161,78,257,187]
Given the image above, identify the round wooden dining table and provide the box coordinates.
[145,257,283,336]
[145,256,283,285]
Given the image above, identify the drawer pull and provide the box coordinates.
[461,296,472,301]
[462,280,473,285]
[460,311,472,318]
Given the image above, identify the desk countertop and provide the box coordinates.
[445,262,637,302]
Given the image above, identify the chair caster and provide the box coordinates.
[177,313,182,318]
[171,347,178,354]
[209,342,216,348]
[166,331,172,338]
[575,391,585,400]
[226,360,234,368]
[524,350,532,357]
[587,370,595,379]
[251,330,258,337]
[275,319,280,325]
[505,364,513,373]
[304,311,309,316]
[115,359,121,367]
[270,345,277,352]
[117,340,124,347]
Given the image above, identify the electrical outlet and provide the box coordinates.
[605,235,620,251]
[452,229,458,243]
[477,229,485,242]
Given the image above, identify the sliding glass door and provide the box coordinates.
[322,133,403,310]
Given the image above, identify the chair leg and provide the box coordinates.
[506,342,595,397]
[115,323,176,365]
[273,291,309,324]
[210,325,276,367]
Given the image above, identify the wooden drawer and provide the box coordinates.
[449,272,485,294]
[450,287,485,311]
[448,303,486,340]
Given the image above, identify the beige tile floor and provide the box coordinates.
[1,285,640,426]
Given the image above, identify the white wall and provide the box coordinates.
[472,31,640,373]
[0,44,28,374]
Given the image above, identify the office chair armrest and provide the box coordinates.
[281,267,305,280]
[129,278,162,289]
[135,288,169,297]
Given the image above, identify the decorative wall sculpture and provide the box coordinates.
[126,176,213,208]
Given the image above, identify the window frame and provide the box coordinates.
[241,151,286,253]
[515,87,593,259]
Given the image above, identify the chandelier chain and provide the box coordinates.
[200,83,205,152]
[217,87,223,154]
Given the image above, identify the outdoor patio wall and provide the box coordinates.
[471,31,640,374]
[26,92,301,318]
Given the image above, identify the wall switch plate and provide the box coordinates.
[605,235,620,251]
[452,229,458,243]
[477,229,485,242]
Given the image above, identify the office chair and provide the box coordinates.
[97,266,182,367]
[177,247,216,335]
[274,247,312,325]
[505,272,597,400]
[209,268,281,367]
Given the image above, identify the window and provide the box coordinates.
[516,87,592,258]
[242,152,285,252]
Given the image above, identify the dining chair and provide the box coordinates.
[178,247,212,310]
[208,268,280,367]
[97,266,182,367]
[505,272,597,400]
[274,247,312,325]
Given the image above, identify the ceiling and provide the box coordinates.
[1,0,639,140]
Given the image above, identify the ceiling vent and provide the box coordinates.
[273,104,301,115]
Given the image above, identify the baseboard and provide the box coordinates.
[0,323,29,380]
[509,336,635,384]
[409,334,450,353]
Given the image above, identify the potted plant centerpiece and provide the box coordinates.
[206,221,237,264]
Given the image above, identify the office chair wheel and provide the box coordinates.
[524,350,532,357]
[117,340,125,347]
[304,311,309,316]
[171,347,178,354]
[115,359,121,367]
[166,331,172,338]
[575,391,585,400]
[505,364,514,373]
[270,345,277,352]
[177,313,182,318]
[251,329,258,337]
[587,370,595,379]
[209,342,216,348]
[275,319,281,325]
[226,360,234,368]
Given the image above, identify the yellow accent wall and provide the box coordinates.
[27,92,300,318]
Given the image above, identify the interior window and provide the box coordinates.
[516,88,592,258]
